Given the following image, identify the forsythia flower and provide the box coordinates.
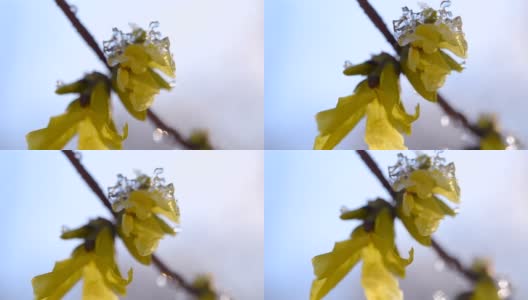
[26,73,127,150]
[108,169,180,263]
[394,1,467,101]
[314,53,419,150]
[390,153,460,245]
[311,203,413,300]
[32,222,132,300]
[104,22,176,120]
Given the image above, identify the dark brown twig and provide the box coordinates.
[356,0,484,138]
[62,150,204,296]
[355,150,479,282]
[54,0,211,149]
[147,110,201,149]
[356,150,397,199]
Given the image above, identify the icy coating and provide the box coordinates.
[103,21,175,71]
[393,0,465,46]
[388,152,458,191]
[108,168,177,213]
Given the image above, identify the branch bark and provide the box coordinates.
[356,0,484,138]
[55,0,212,149]
[355,150,479,282]
[62,150,204,296]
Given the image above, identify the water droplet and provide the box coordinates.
[433,290,447,300]
[153,128,168,143]
[433,260,445,272]
[172,224,182,234]
[340,206,349,214]
[156,274,168,287]
[169,80,176,88]
[440,116,451,127]
[61,225,70,234]
[460,133,472,142]
[343,60,353,69]
[74,151,82,160]
[454,207,460,214]
[69,5,77,14]
[497,278,512,299]
[506,136,516,145]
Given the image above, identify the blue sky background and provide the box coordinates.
[265,0,528,149]
[0,0,263,149]
[0,151,264,299]
[265,151,528,299]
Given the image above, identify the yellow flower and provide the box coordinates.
[311,206,413,300]
[32,226,132,300]
[26,73,127,150]
[390,153,460,244]
[394,2,467,101]
[109,169,180,263]
[315,55,419,150]
[104,22,175,119]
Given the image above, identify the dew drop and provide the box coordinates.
[153,128,168,143]
[74,151,83,160]
[343,60,353,69]
[172,224,182,234]
[340,206,349,214]
[497,278,512,299]
[505,136,516,145]
[156,274,168,287]
[433,290,447,300]
[56,80,64,88]
[433,260,445,272]
[69,4,77,14]
[61,225,70,234]
[440,116,451,127]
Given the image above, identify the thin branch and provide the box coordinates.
[146,110,202,149]
[355,150,479,282]
[54,0,210,149]
[356,0,485,138]
[55,0,110,71]
[61,150,204,297]
[356,150,397,199]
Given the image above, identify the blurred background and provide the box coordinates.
[265,151,528,299]
[265,0,528,149]
[0,0,263,149]
[0,151,263,299]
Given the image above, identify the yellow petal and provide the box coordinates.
[310,230,369,300]
[82,262,118,300]
[361,244,403,300]
[122,213,134,236]
[32,251,91,300]
[314,81,374,149]
[77,119,110,150]
[364,99,406,150]
[117,68,130,92]
[26,101,85,150]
